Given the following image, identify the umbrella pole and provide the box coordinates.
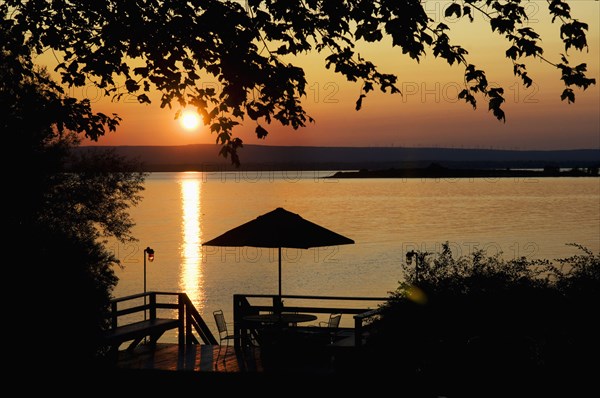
[278,247,282,303]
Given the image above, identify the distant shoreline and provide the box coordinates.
[326,164,599,179]
[73,145,600,172]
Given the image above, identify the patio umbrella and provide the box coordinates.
[203,207,354,301]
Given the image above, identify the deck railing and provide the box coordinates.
[104,292,385,352]
[103,291,217,352]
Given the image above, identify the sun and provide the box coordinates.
[180,109,201,130]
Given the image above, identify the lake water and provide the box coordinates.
[111,171,599,335]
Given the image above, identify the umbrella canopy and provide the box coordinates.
[203,207,354,299]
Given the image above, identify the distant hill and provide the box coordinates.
[75,144,600,171]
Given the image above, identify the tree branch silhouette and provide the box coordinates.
[3,0,595,165]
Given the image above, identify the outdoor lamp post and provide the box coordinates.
[406,250,429,283]
[406,250,418,282]
[143,247,154,320]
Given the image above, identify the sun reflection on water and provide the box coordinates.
[179,175,204,313]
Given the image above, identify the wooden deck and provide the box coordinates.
[113,329,358,373]
[93,292,391,392]
[105,342,357,391]
[114,343,263,372]
[103,341,445,396]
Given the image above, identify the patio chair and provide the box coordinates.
[319,313,342,343]
[213,309,240,367]
[319,313,342,329]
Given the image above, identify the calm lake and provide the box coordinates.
[111,171,599,335]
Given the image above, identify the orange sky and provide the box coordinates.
[39,2,599,151]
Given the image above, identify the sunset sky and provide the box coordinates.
[39,1,599,151]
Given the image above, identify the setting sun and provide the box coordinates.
[180,109,201,130]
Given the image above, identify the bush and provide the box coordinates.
[363,242,600,392]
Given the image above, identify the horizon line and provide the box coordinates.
[78,143,600,152]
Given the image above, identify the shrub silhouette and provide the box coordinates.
[364,243,599,391]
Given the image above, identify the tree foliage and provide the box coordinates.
[2,0,595,165]
[364,242,600,391]
[2,22,145,366]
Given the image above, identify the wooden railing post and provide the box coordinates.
[233,294,242,350]
[149,292,157,320]
[272,295,282,314]
[234,294,254,350]
[354,315,363,347]
[179,293,186,346]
